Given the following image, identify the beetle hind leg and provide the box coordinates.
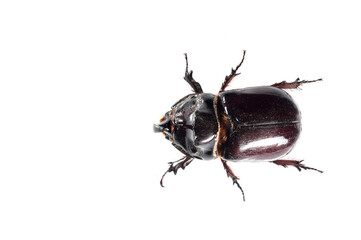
[160,156,193,187]
[271,78,322,89]
[221,159,245,201]
[272,160,323,173]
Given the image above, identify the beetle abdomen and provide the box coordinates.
[216,86,301,161]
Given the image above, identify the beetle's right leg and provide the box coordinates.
[272,160,323,173]
[271,78,322,89]
[160,156,193,187]
[183,53,203,93]
[221,159,245,201]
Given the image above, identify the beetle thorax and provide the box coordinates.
[156,93,218,160]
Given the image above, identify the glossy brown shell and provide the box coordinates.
[216,86,301,161]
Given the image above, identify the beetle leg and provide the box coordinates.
[272,160,323,173]
[183,53,203,93]
[160,156,193,187]
[221,159,245,201]
[219,50,247,92]
[271,78,322,89]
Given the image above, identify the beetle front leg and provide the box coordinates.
[221,159,245,201]
[183,53,203,93]
[160,156,193,187]
[272,160,323,173]
[271,78,322,89]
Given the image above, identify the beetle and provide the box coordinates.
[153,51,322,200]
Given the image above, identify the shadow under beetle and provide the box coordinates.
[153,51,322,201]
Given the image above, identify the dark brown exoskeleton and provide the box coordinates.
[153,51,322,200]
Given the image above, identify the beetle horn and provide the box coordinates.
[153,123,164,133]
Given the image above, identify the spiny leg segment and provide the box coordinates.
[271,78,322,89]
[219,50,247,92]
[272,160,323,173]
[183,53,203,93]
[160,156,194,187]
[221,159,245,201]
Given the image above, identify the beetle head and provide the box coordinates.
[153,110,173,140]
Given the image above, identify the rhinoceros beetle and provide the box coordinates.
[154,51,322,200]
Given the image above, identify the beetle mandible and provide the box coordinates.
[153,51,322,201]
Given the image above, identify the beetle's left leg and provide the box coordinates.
[271,78,322,89]
[272,160,323,173]
[160,156,193,187]
[219,50,247,92]
[221,159,245,201]
[183,53,203,93]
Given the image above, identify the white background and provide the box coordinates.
[1,0,360,239]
